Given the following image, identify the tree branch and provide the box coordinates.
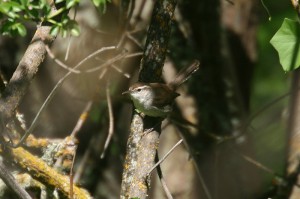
[0,25,55,126]
[5,147,91,199]
[0,161,32,199]
[120,0,177,198]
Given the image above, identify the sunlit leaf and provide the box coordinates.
[50,25,60,36]
[270,18,300,72]
[66,0,79,9]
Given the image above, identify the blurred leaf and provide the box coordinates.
[61,28,68,38]
[91,0,111,13]
[70,23,80,36]
[270,18,300,72]
[0,20,27,37]
[0,2,21,18]
[66,0,79,9]
[27,8,39,19]
[15,23,26,36]
[20,0,28,6]
[50,25,60,36]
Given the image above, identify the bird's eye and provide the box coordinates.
[137,88,141,92]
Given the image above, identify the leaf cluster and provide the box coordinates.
[0,0,80,37]
[0,0,111,37]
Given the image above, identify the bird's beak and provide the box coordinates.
[122,90,130,95]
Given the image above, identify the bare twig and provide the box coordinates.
[85,53,126,73]
[126,32,144,49]
[73,136,94,183]
[154,152,174,199]
[240,153,274,175]
[45,45,81,74]
[148,139,183,174]
[86,52,142,73]
[70,101,93,138]
[69,145,78,199]
[100,83,114,159]
[11,46,117,147]
[124,52,143,58]
[0,161,31,199]
[111,64,131,78]
[65,7,78,61]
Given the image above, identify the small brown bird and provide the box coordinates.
[123,60,200,117]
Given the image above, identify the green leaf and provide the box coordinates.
[70,24,80,36]
[66,0,79,9]
[270,18,300,72]
[50,25,60,36]
[0,2,19,18]
[55,0,65,3]
[92,0,111,13]
[0,20,27,37]
[61,28,68,37]
[15,23,26,36]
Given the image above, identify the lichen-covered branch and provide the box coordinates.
[139,0,177,83]
[6,147,91,199]
[121,0,177,198]
[0,161,32,199]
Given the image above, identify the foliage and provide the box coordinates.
[0,0,76,37]
[91,0,111,13]
[270,18,300,72]
[0,0,111,37]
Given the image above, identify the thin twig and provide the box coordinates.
[155,153,173,199]
[111,64,131,78]
[0,161,32,199]
[73,137,94,183]
[11,46,117,148]
[130,0,147,28]
[148,139,183,175]
[65,7,78,61]
[45,45,81,74]
[124,52,143,59]
[126,32,144,49]
[240,153,275,175]
[69,145,78,199]
[172,124,212,199]
[101,83,114,159]
[85,53,126,73]
[85,52,142,73]
[70,101,93,138]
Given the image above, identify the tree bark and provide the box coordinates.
[120,0,177,198]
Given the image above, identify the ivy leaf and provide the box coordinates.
[270,18,300,72]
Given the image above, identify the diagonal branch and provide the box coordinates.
[0,25,56,125]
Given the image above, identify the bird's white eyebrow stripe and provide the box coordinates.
[133,85,150,90]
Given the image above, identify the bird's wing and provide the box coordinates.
[151,83,179,107]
